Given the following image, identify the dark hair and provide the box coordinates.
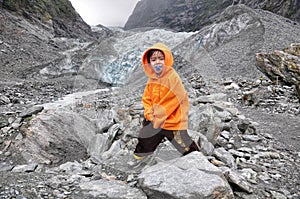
[147,49,164,63]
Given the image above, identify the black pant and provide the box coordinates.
[134,120,200,157]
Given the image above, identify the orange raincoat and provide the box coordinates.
[142,43,189,130]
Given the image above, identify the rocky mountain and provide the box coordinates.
[1,0,94,38]
[0,1,299,199]
[0,0,112,87]
[125,0,300,32]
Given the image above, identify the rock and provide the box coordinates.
[195,93,228,103]
[59,161,83,174]
[79,179,147,199]
[237,118,250,133]
[198,132,215,156]
[95,109,116,132]
[1,126,11,134]
[242,135,262,142]
[256,43,300,99]
[258,172,271,181]
[0,162,14,172]
[221,130,230,140]
[0,95,10,105]
[213,147,236,169]
[255,152,281,159]
[12,163,38,172]
[214,101,239,116]
[15,108,97,165]
[88,133,110,158]
[225,82,240,90]
[269,191,287,199]
[11,122,21,130]
[189,104,222,145]
[19,105,44,118]
[237,147,253,153]
[107,123,121,143]
[102,140,123,160]
[15,133,23,140]
[138,152,234,199]
[240,168,258,184]
[0,116,9,128]
[219,167,254,194]
[229,149,245,158]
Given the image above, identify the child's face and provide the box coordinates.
[150,51,165,74]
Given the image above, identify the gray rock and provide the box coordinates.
[138,152,234,199]
[269,191,287,199]
[195,93,228,103]
[80,179,147,199]
[258,172,271,181]
[188,130,214,156]
[219,167,253,194]
[213,147,236,169]
[242,135,262,142]
[95,109,115,132]
[107,123,121,143]
[213,101,239,116]
[214,109,232,122]
[0,115,9,128]
[198,132,215,156]
[189,104,222,145]
[237,118,250,133]
[88,133,110,158]
[15,108,99,165]
[7,117,15,124]
[19,105,44,118]
[221,130,230,140]
[255,152,281,159]
[15,133,23,140]
[12,163,38,172]
[102,140,123,160]
[229,149,245,158]
[0,95,10,105]
[0,162,14,172]
[59,161,83,173]
[237,147,253,153]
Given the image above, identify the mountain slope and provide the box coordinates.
[1,0,93,38]
[125,0,300,31]
[0,0,110,84]
[174,5,300,80]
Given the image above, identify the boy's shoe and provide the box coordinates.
[127,154,156,171]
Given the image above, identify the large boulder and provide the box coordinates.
[16,108,114,165]
[256,43,300,99]
[137,152,234,199]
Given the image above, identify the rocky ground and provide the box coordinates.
[0,73,299,198]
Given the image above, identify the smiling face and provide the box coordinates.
[149,50,165,75]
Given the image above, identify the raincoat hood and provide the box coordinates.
[142,43,174,78]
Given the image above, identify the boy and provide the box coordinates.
[130,43,199,168]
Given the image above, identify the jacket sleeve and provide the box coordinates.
[152,75,187,128]
[142,83,154,121]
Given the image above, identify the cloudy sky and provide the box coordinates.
[69,0,140,27]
